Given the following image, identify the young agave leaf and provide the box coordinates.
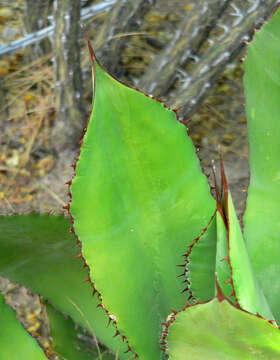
[186,163,274,321]
[0,293,47,359]
[224,190,274,321]
[215,209,235,302]
[70,42,215,358]
[46,302,115,360]
[165,294,280,360]
[243,7,280,322]
[216,163,274,320]
[0,214,128,358]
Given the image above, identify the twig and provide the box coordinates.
[3,196,16,212]
[94,0,154,76]
[67,297,102,360]
[20,112,44,168]
[0,166,31,176]
[108,31,148,40]
[36,181,66,207]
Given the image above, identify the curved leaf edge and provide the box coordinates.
[160,278,277,354]
[218,158,275,321]
[179,209,217,302]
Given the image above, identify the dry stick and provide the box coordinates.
[5,54,52,80]
[138,0,232,97]
[67,297,103,360]
[0,167,66,207]
[94,0,154,77]
[1,59,52,114]
[0,166,30,176]
[115,343,121,360]
[20,112,44,168]
[0,81,40,114]
[24,0,51,59]
[109,31,148,40]
[171,0,279,118]
[3,196,16,212]
[36,181,66,207]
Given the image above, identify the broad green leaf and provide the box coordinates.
[0,214,128,358]
[166,297,280,360]
[0,292,47,359]
[185,214,217,302]
[46,302,115,360]
[243,7,280,322]
[70,52,215,358]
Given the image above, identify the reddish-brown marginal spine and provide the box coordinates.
[178,210,216,303]
[218,154,239,306]
[211,161,226,225]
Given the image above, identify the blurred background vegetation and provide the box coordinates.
[0,0,278,357]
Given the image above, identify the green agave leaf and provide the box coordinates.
[46,302,115,360]
[0,214,128,358]
[243,7,280,322]
[0,292,47,359]
[165,296,280,360]
[70,46,215,358]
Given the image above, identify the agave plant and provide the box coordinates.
[1,6,280,360]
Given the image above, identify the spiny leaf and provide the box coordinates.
[70,44,215,358]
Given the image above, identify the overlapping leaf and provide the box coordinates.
[165,296,280,360]
[171,172,277,359]
[0,214,128,358]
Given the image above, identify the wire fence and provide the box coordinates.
[0,0,116,57]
